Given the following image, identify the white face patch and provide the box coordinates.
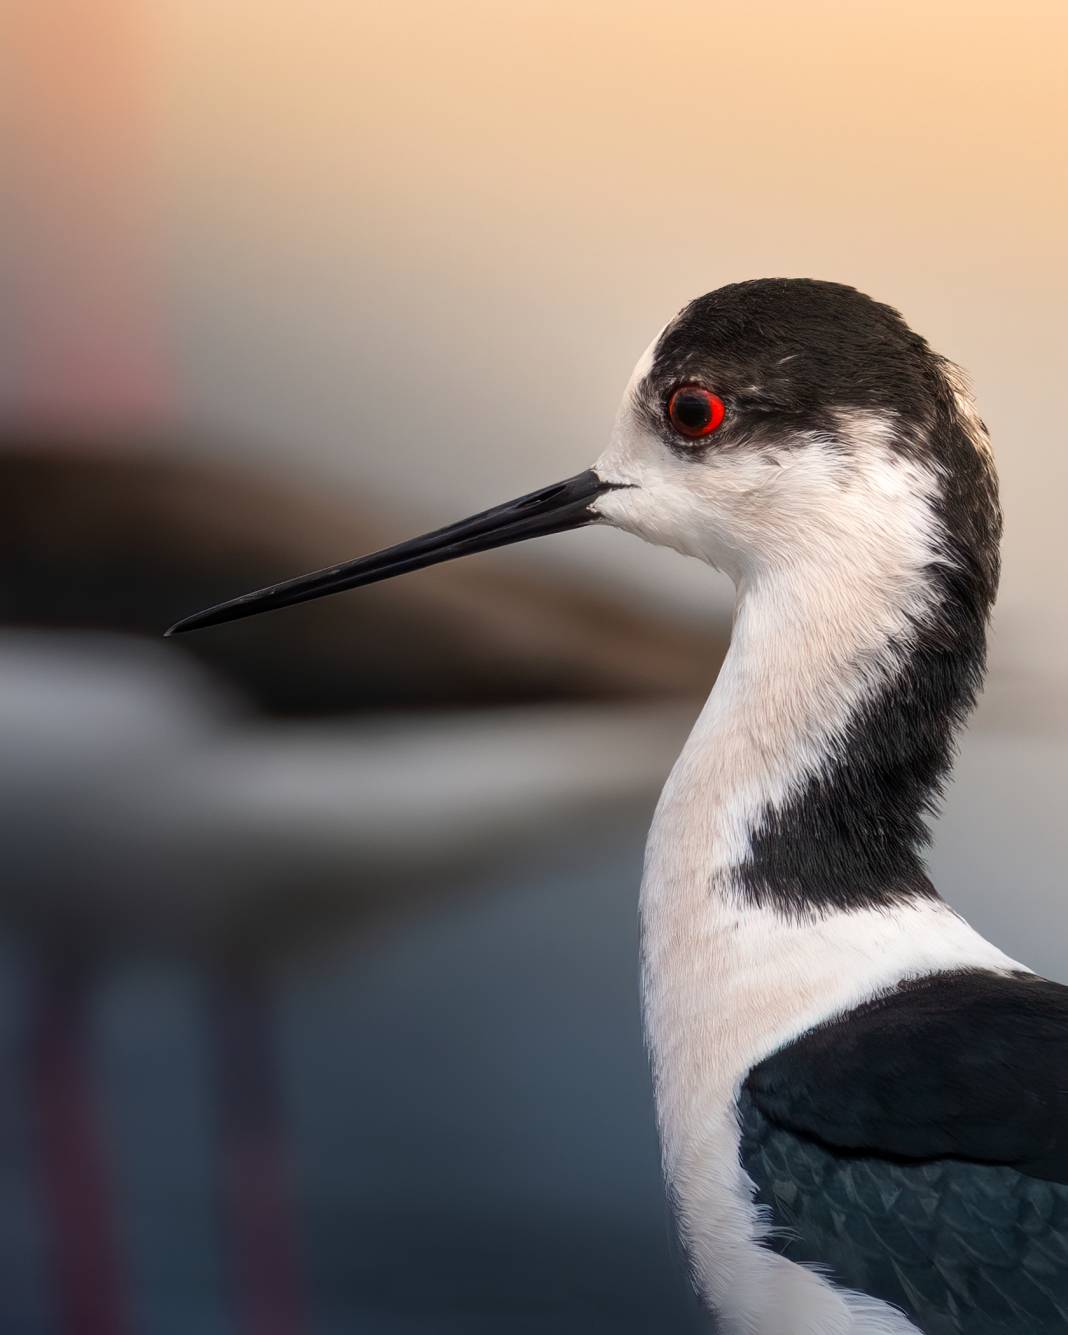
[590,377,946,587]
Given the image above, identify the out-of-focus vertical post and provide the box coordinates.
[213,969,308,1335]
[31,959,128,1335]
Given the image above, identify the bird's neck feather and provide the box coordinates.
[646,461,989,918]
[639,461,1014,1183]
[637,426,1015,1325]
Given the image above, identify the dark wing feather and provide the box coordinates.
[738,1091,1068,1335]
[739,968,1068,1333]
[745,969,1068,1182]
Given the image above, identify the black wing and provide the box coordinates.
[738,1090,1068,1335]
[746,968,1068,1182]
[739,969,1068,1334]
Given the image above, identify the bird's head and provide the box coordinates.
[167,279,1000,637]
[591,279,999,596]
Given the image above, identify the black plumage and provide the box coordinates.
[739,1096,1068,1334]
[741,969,1068,1332]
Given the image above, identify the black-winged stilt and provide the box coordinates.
[169,279,1068,1334]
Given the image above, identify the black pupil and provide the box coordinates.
[673,390,711,432]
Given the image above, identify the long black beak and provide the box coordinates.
[165,469,620,636]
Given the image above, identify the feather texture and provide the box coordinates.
[739,1089,1068,1335]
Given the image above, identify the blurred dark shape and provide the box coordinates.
[0,628,694,954]
[0,431,717,1334]
[0,434,724,716]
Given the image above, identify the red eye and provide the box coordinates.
[668,385,726,439]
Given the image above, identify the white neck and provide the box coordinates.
[647,552,924,887]
[638,523,1023,1334]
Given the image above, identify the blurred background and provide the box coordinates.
[2,2,1065,1332]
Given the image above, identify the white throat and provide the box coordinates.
[649,551,928,884]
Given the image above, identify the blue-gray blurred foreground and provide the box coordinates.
[0,456,712,1334]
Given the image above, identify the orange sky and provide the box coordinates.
[10,0,1065,407]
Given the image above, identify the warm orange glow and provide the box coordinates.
[9,0,164,423]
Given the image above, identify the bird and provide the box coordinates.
[167,278,1068,1335]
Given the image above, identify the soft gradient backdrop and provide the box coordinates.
[2,4,1066,1333]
